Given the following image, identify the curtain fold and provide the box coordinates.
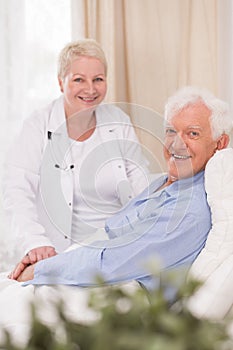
[71,0,217,114]
[217,0,233,113]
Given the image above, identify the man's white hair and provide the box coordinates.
[164,86,233,139]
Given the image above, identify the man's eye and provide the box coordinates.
[189,131,200,138]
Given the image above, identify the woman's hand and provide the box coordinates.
[26,246,57,264]
[8,246,56,280]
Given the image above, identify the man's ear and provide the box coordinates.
[58,77,64,93]
[216,134,230,150]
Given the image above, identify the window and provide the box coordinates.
[25,0,72,114]
[0,0,72,267]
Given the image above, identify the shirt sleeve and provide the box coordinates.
[25,208,210,287]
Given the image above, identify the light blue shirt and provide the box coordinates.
[25,171,211,291]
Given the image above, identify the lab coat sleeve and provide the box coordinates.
[2,112,53,254]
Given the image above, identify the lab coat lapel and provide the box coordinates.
[40,96,73,240]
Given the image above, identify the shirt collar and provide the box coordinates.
[163,171,205,195]
[145,171,204,197]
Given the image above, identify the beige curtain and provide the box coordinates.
[217,0,233,112]
[71,0,218,171]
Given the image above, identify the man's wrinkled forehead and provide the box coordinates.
[165,102,211,123]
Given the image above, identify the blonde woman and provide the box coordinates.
[3,39,151,266]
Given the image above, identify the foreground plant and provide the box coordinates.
[1,271,233,350]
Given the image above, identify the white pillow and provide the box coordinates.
[190,147,233,280]
[188,147,233,318]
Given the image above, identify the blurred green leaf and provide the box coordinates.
[1,268,233,350]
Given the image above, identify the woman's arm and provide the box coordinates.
[2,110,55,257]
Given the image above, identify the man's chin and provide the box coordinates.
[168,170,195,181]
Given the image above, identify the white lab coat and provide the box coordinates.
[2,97,151,255]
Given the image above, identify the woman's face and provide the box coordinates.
[59,56,107,117]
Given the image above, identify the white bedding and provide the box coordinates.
[188,148,233,319]
[0,270,139,347]
[0,271,99,347]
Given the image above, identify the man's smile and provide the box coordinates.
[171,153,192,160]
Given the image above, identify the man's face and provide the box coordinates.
[163,102,219,181]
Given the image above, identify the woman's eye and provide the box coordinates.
[94,77,104,82]
[74,77,82,82]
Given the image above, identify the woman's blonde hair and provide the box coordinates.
[57,38,107,79]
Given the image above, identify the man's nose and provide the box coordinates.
[172,134,186,149]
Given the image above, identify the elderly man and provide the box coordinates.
[10,86,232,289]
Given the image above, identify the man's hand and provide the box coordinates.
[8,254,31,280]
[17,264,35,282]
[8,246,57,280]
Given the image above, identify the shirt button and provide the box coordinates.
[128,195,132,199]
[64,235,68,239]
[118,165,122,168]
[68,202,72,206]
